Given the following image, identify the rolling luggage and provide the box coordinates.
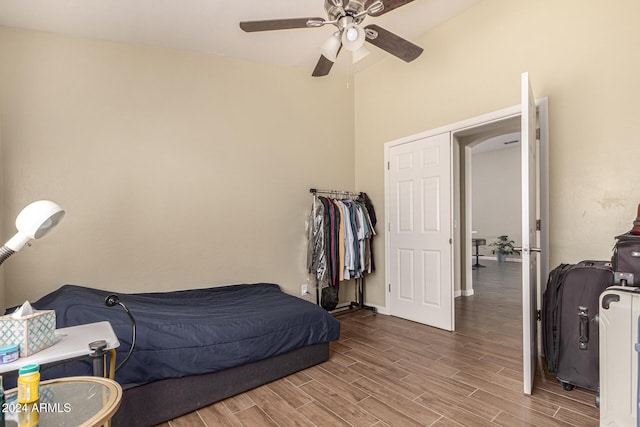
[542,263,573,373]
[599,286,640,427]
[611,203,640,287]
[612,233,640,286]
[555,260,613,391]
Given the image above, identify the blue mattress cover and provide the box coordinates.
[30,283,340,385]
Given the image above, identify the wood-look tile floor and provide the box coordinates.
[155,260,599,426]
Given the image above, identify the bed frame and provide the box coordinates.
[112,342,329,427]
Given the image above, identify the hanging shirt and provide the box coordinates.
[307,197,328,288]
[337,200,354,280]
[336,200,346,282]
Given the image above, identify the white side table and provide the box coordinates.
[0,321,120,374]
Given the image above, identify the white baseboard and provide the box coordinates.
[455,289,475,298]
[369,303,388,315]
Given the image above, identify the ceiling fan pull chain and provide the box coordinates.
[345,61,351,89]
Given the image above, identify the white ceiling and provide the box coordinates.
[471,132,521,154]
[0,0,481,74]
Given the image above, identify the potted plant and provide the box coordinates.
[489,235,520,262]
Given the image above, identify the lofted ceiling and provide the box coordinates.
[0,0,481,74]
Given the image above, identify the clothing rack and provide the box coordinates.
[308,187,377,314]
[309,188,361,198]
[350,277,376,314]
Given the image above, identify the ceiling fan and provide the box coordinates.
[239,0,423,77]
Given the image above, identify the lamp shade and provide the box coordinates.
[5,200,65,252]
[341,23,366,52]
[320,33,341,62]
[352,44,370,63]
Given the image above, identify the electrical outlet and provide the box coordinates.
[301,284,308,296]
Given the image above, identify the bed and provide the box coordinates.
[22,283,340,426]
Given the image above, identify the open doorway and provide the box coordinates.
[452,115,522,299]
[454,115,522,296]
[454,123,524,345]
[470,131,522,267]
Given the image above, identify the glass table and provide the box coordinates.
[2,376,122,427]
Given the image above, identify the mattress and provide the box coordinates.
[29,283,340,385]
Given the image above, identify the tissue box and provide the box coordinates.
[0,310,56,356]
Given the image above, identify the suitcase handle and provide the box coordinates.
[578,306,589,350]
[614,272,635,286]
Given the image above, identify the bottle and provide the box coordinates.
[17,363,40,404]
[18,401,40,427]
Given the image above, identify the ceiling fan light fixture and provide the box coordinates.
[352,44,370,63]
[345,26,358,42]
[320,33,341,62]
[341,23,365,52]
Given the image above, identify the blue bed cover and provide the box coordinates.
[30,283,340,385]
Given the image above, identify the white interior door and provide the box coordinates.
[521,72,539,395]
[388,132,453,331]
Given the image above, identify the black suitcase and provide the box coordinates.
[542,263,573,373]
[556,260,614,391]
[612,233,640,286]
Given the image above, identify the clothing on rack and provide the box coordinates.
[307,191,377,293]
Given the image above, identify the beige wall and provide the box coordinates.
[355,0,640,306]
[2,0,640,311]
[0,27,355,306]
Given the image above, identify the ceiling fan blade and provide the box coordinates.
[365,0,414,16]
[240,17,324,32]
[364,24,423,62]
[312,55,335,77]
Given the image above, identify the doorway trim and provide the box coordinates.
[384,98,549,323]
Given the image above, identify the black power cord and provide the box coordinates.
[105,294,136,373]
